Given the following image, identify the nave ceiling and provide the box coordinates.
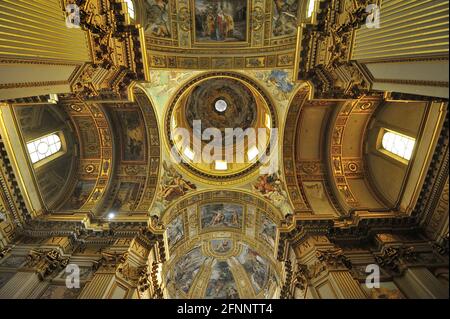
[136,0,302,71]
[0,0,448,300]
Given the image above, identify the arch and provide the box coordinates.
[161,188,285,224]
[364,99,446,211]
[324,97,388,213]
[283,85,391,217]
[53,87,161,219]
[99,87,161,219]
[57,100,114,214]
[12,104,78,211]
[282,84,337,216]
[160,189,284,299]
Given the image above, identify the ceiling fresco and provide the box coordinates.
[161,190,281,299]
[0,0,448,303]
[185,78,257,134]
[141,68,300,220]
[138,0,300,70]
[165,72,278,182]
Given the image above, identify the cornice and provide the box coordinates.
[414,108,449,225]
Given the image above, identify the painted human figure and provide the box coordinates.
[226,286,239,299]
[210,210,225,226]
[216,8,225,40]
[218,240,230,252]
[231,210,239,226]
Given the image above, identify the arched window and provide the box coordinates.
[27,133,62,164]
[306,0,316,18]
[124,0,135,20]
[381,130,415,162]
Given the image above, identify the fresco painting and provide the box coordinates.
[166,214,185,249]
[195,0,247,42]
[205,261,239,299]
[251,69,296,102]
[117,111,146,162]
[211,239,233,254]
[259,215,277,248]
[272,0,299,37]
[237,244,270,294]
[61,181,95,211]
[111,182,141,212]
[145,0,172,38]
[169,246,207,295]
[200,203,243,230]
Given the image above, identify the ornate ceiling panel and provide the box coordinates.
[164,72,277,182]
[47,89,161,219]
[283,85,389,217]
[140,0,300,70]
[161,190,282,299]
[101,90,161,216]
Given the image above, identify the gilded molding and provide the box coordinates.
[0,81,69,90]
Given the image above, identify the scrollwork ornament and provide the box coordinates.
[252,7,264,31]
[25,249,70,280]
[374,246,418,276]
[85,164,95,174]
[316,248,352,270]
[178,7,191,32]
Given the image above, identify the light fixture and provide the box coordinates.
[247,145,259,161]
[107,212,116,219]
[215,160,228,171]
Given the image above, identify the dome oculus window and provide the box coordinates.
[214,99,228,113]
[27,133,63,164]
[124,0,135,19]
[380,129,416,162]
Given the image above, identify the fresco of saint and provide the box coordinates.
[195,0,247,42]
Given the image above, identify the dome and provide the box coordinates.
[165,72,277,183]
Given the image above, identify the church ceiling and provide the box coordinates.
[22,89,162,219]
[164,72,277,182]
[140,0,300,70]
[161,190,281,299]
[12,106,77,210]
[0,0,448,302]
[282,88,391,217]
[12,65,407,224]
[141,68,299,220]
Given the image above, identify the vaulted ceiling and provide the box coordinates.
[134,0,303,71]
